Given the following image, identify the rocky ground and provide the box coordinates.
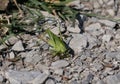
[0,0,120,84]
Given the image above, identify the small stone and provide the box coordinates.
[31,73,49,84]
[105,75,120,84]
[67,24,80,33]
[69,34,87,53]
[12,40,24,51]
[45,79,55,84]
[104,67,114,75]
[41,43,49,50]
[98,0,104,5]
[21,34,34,41]
[102,34,112,42]
[51,27,65,35]
[74,58,83,66]
[115,52,120,60]
[107,0,114,6]
[105,51,118,60]
[85,73,94,83]
[0,44,7,50]
[90,60,103,71]
[85,23,103,36]
[9,52,15,59]
[85,23,101,31]
[69,80,78,84]
[7,36,18,45]
[96,80,105,84]
[115,34,120,39]
[24,50,42,65]
[5,70,42,84]
[35,63,49,73]
[116,72,120,80]
[51,60,69,68]
[54,69,63,75]
[54,75,62,82]
[0,75,3,82]
[27,39,37,48]
[72,73,79,79]
[93,1,101,8]
[80,68,90,79]
[99,20,116,27]
[86,33,101,49]
[107,9,115,16]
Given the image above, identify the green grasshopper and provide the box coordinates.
[38,28,68,57]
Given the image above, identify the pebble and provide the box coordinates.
[105,75,120,84]
[1,1,120,84]
[85,23,101,31]
[69,34,87,53]
[0,75,3,82]
[69,80,78,84]
[0,44,7,50]
[90,62,103,72]
[93,0,101,8]
[31,73,49,84]
[115,33,120,39]
[107,9,115,16]
[86,33,101,49]
[116,72,120,80]
[102,34,112,43]
[24,50,42,65]
[115,52,120,60]
[107,0,114,6]
[96,80,105,84]
[54,69,63,75]
[45,78,55,84]
[12,40,25,51]
[105,52,118,61]
[51,60,69,68]
[67,24,81,33]
[85,73,94,83]
[9,51,15,59]
[51,27,65,35]
[99,20,116,28]
[7,36,19,45]
[5,70,42,84]
[104,68,114,75]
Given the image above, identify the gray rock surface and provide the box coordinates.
[54,69,63,75]
[102,34,113,43]
[5,70,43,84]
[7,36,19,45]
[85,23,101,31]
[45,79,55,84]
[51,60,69,68]
[31,73,49,84]
[0,44,7,50]
[98,20,116,28]
[96,80,105,84]
[105,75,120,84]
[69,34,88,53]
[0,1,120,84]
[0,75,3,82]
[12,40,25,51]
[24,49,42,65]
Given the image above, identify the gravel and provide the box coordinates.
[11,40,25,51]
[51,60,69,68]
[5,70,44,84]
[69,34,88,53]
[0,0,120,84]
